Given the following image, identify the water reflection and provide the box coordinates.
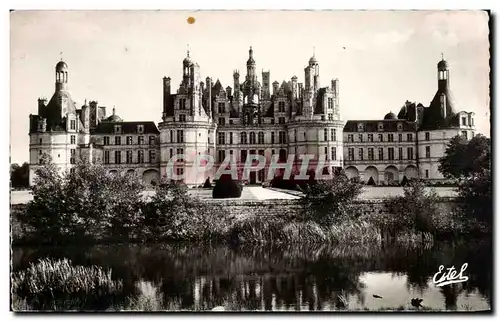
[11,239,491,311]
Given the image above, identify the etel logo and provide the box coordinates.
[433,263,469,287]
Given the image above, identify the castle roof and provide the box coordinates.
[93,121,160,135]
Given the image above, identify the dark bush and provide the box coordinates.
[203,177,212,188]
[212,175,243,199]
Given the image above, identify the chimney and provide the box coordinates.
[332,79,339,96]
[206,77,212,117]
[298,83,304,99]
[226,86,232,97]
[272,81,279,95]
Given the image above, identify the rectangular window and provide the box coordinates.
[104,136,110,145]
[328,114,333,121]
[271,132,275,144]
[114,125,121,134]
[331,129,336,141]
[324,129,328,141]
[278,117,285,124]
[279,131,286,144]
[348,134,353,142]
[279,149,287,162]
[378,134,383,142]
[229,132,233,144]
[331,147,337,161]
[461,131,468,140]
[398,147,403,160]
[179,114,186,122]
[115,136,121,145]
[126,136,132,145]
[170,130,174,143]
[426,146,431,158]
[149,150,156,163]
[241,150,247,163]
[219,117,225,125]
[176,167,184,177]
[229,119,234,125]
[271,118,275,125]
[169,148,173,159]
[388,148,394,160]
[218,150,226,163]
[324,146,328,160]
[348,148,354,161]
[70,135,76,144]
[358,134,363,142]
[368,134,373,142]
[177,130,184,143]
[358,148,364,161]
[138,150,144,163]
[462,117,467,126]
[407,133,413,142]
[70,120,76,130]
[398,134,402,142]
[115,151,121,164]
[70,149,76,164]
[278,101,285,112]
[126,151,133,164]
[368,148,374,161]
[388,134,394,142]
[176,148,184,162]
[425,132,430,141]
[104,151,110,164]
[179,98,186,110]
[218,132,225,145]
[149,136,156,145]
[328,98,333,109]
[378,148,384,160]
[425,170,429,179]
[407,147,414,160]
[218,102,225,114]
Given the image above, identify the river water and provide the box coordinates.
[11,238,491,312]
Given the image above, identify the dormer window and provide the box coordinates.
[114,125,122,134]
[378,123,384,131]
[137,125,144,134]
[357,123,364,132]
[397,123,403,131]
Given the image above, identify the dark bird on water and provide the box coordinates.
[373,294,383,299]
[411,298,423,308]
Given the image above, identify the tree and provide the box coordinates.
[439,134,492,225]
[10,162,30,188]
[19,157,144,243]
[301,174,364,226]
[439,134,491,180]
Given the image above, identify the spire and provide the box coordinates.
[60,51,63,61]
[441,52,444,60]
[112,106,116,115]
[187,44,190,58]
[313,46,315,58]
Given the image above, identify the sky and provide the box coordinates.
[10,10,490,164]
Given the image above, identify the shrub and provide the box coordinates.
[143,179,233,242]
[11,258,125,311]
[301,175,364,226]
[382,180,440,236]
[18,159,145,243]
[212,175,243,199]
[203,177,212,188]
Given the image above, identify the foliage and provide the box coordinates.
[143,178,232,242]
[300,174,364,226]
[11,258,125,311]
[10,162,30,189]
[212,175,243,198]
[18,158,144,243]
[203,177,212,188]
[382,180,440,234]
[439,134,491,180]
[439,134,492,225]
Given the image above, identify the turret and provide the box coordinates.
[437,54,449,91]
[262,71,270,99]
[55,60,68,91]
[272,81,279,95]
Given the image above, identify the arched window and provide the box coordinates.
[258,132,264,144]
[240,132,247,144]
[249,132,256,144]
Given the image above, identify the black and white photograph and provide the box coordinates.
[8,9,492,312]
